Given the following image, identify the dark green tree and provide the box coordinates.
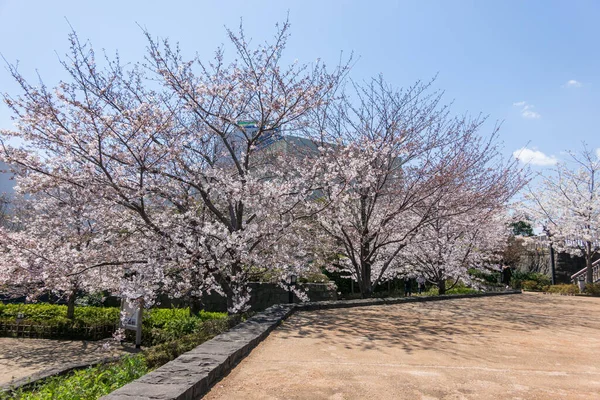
[510,221,534,237]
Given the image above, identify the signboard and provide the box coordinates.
[122,300,141,330]
[121,298,143,348]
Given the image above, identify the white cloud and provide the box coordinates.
[564,79,582,88]
[513,147,558,166]
[521,109,541,119]
[513,101,541,119]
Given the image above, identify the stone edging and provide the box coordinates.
[102,290,521,400]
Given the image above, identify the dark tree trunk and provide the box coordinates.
[66,289,77,320]
[188,296,203,316]
[437,279,446,295]
[360,263,373,298]
[586,242,593,284]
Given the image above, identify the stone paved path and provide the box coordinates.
[205,293,600,399]
[0,337,133,386]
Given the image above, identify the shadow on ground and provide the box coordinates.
[276,294,600,356]
[0,337,136,379]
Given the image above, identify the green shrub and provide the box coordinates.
[5,314,242,399]
[511,272,550,290]
[468,268,501,286]
[417,283,480,297]
[584,283,600,296]
[544,284,579,295]
[5,355,148,400]
[0,303,227,341]
[143,316,241,369]
[0,303,119,325]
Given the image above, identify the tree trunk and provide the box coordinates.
[437,279,446,295]
[360,260,373,298]
[66,289,77,320]
[586,245,593,284]
[188,296,203,316]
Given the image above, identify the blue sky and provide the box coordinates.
[0,0,598,192]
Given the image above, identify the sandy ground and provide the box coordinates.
[0,338,133,386]
[205,293,600,400]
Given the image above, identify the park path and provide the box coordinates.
[205,293,600,400]
[0,337,133,386]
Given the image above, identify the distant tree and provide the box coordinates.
[400,206,510,294]
[523,146,600,283]
[305,77,525,297]
[510,221,534,237]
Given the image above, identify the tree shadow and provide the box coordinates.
[0,338,136,373]
[276,294,600,359]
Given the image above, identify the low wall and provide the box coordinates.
[102,290,521,400]
[158,282,337,312]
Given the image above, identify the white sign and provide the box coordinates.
[122,300,141,329]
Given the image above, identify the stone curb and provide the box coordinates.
[102,290,521,400]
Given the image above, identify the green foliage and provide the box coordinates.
[0,303,118,326]
[0,303,227,341]
[584,283,600,296]
[510,221,534,237]
[5,314,242,399]
[544,284,579,295]
[510,271,550,290]
[418,282,480,296]
[141,308,227,346]
[468,268,501,286]
[144,316,241,369]
[298,272,330,283]
[5,355,148,400]
[74,292,107,307]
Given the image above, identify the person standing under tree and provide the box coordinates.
[501,265,512,288]
[404,277,412,297]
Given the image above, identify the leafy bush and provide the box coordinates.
[544,284,579,295]
[584,283,600,296]
[418,283,480,296]
[144,315,242,369]
[0,303,119,326]
[141,308,227,346]
[468,268,501,286]
[0,303,227,341]
[511,272,550,290]
[5,314,243,399]
[5,355,148,400]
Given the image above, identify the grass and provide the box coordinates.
[2,315,241,400]
[3,355,148,400]
[417,286,480,296]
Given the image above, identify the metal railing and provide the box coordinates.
[571,258,600,283]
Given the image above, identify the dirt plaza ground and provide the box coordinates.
[205,293,600,400]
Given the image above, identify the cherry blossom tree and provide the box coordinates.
[305,77,524,297]
[0,179,149,318]
[0,20,348,313]
[399,207,510,294]
[523,147,600,283]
